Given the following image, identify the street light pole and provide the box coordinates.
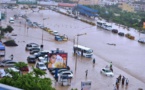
[74,33,86,71]
[41,17,48,50]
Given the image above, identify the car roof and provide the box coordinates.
[28,55,36,58]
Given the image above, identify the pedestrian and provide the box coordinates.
[122,76,125,85]
[10,54,13,60]
[116,78,119,84]
[85,70,88,77]
[93,58,95,65]
[116,82,119,90]
[126,78,129,86]
[110,66,113,72]
[118,74,122,83]
[110,62,112,69]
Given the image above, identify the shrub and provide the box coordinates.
[3,40,18,46]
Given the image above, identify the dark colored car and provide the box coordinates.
[118,32,124,36]
[30,47,40,51]
[0,60,12,64]
[112,29,118,33]
[55,35,63,41]
[138,39,145,44]
[27,55,36,63]
[30,49,40,54]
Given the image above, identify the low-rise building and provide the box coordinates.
[118,2,135,12]
[131,1,145,12]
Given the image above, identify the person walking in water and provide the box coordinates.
[93,58,95,65]
[10,54,14,60]
[85,70,88,78]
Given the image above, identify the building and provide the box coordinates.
[118,2,135,12]
[131,1,145,12]
[71,0,99,5]
[98,0,119,6]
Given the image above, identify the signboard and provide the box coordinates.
[143,22,145,29]
[16,0,38,5]
[81,81,91,90]
[47,53,67,69]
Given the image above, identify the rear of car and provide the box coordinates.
[36,62,47,70]
[27,55,36,63]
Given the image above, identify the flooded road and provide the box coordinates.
[0,6,145,90]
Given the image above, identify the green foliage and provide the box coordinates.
[14,62,28,70]
[32,66,46,77]
[3,39,18,46]
[0,25,14,40]
[87,5,145,30]
[0,67,55,90]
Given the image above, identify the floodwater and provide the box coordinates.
[0,5,145,90]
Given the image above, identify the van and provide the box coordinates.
[102,23,112,31]
[73,45,93,58]
[97,20,106,28]
[9,17,14,23]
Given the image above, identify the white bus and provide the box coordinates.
[102,23,112,31]
[97,21,106,28]
[73,45,93,58]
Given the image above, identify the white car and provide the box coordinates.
[36,62,47,70]
[38,56,47,64]
[100,68,114,77]
[51,31,59,36]
[57,70,73,78]
[0,68,19,78]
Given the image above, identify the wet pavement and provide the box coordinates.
[0,5,145,90]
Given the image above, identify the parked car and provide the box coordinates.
[27,55,36,63]
[138,38,145,44]
[38,56,48,64]
[55,35,63,41]
[34,50,50,58]
[100,68,114,77]
[50,31,59,36]
[30,49,40,54]
[36,62,47,70]
[25,43,39,51]
[30,47,40,51]
[51,69,69,75]
[112,29,118,33]
[118,32,124,36]
[57,70,73,78]
[0,60,12,64]
[0,61,17,67]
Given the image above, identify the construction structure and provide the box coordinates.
[72,4,98,18]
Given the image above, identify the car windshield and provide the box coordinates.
[39,64,45,67]
[86,49,93,54]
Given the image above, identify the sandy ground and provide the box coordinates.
[0,5,145,90]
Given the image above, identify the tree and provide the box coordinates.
[0,25,14,41]
[4,25,14,33]
[0,67,55,90]
[32,66,46,78]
